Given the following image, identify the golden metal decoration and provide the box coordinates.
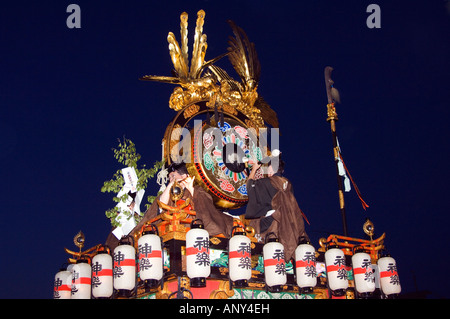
[170,180,185,202]
[346,290,355,299]
[64,244,102,264]
[140,10,223,111]
[183,103,200,119]
[139,10,278,130]
[73,230,85,252]
[363,218,375,240]
[318,237,328,251]
[327,103,338,122]
[141,10,281,209]
[65,230,103,263]
[210,237,222,245]
[209,280,235,299]
[157,197,190,213]
[239,215,257,241]
[320,232,385,262]
[154,281,172,299]
[167,276,192,299]
[313,288,328,299]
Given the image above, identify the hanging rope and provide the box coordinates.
[338,152,370,210]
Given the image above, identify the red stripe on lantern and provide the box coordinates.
[138,250,162,259]
[264,258,285,267]
[380,270,398,278]
[326,265,345,273]
[186,247,208,256]
[55,285,71,292]
[74,277,91,285]
[94,269,113,277]
[114,259,135,267]
[229,251,250,259]
[353,267,368,275]
[296,260,315,268]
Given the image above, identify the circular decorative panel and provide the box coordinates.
[164,101,264,209]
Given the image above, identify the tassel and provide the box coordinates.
[339,153,370,210]
[300,209,310,225]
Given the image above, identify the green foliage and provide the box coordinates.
[101,137,164,227]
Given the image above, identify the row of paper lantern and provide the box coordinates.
[54,219,400,299]
[322,244,401,298]
[54,224,163,299]
[265,234,401,298]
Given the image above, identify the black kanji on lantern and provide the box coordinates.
[195,251,210,267]
[71,272,79,295]
[337,268,348,280]
[334,255,346,267]
[386,263,397,273]
[139,258,153,271]
[272,249,285,261]
[271,249,286,275]
[305,265,317,278]
[390,274,400,286]
[361,258,371,269]
[113,266,125,279]
[387,263,400,285]
[138,243,153,258]
[303,251,316,264]
[92,261,103,276]
[237,242,251,255]
[193,237,210,252]
[237,242,251,269]
[53,278,63,298]
[54,278,62,290]
[92,276,102,288]
[238,256,252,269]
[114,251,125,266]
[275,262,286,275]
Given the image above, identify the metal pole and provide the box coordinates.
[324,66,348,237]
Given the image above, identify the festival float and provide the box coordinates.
[53,10,401,300]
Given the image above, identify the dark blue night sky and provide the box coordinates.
[1,1,448,299]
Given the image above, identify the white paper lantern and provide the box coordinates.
[71,258,92,299]
[138,224,163,289]
[92,246,113,299]
[228,226,252,287]
[325,245,348,296]
[351,247,375,297]
[295,237,317,293]
[186,219,210,287]
[113,236,136,297]
[53,265,72,299]
[263,233,286,291]
[378,253,401,297]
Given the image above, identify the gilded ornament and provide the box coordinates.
[183,103,200,119]
[140,10,277,131]
[363,218,375,240]
[346,289,355,299]
[140,9,280,209]
[313,288,328,299]
[210,237,222,245]
[209,280,235,299]
[155,281,172,299]
[327,103,338,121]
[73,230,85,250]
